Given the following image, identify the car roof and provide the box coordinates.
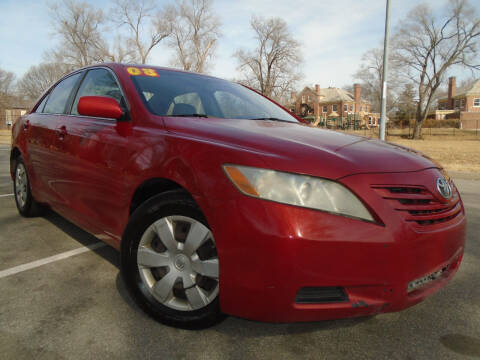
[73,63,225,82]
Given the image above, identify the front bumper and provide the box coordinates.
[202,169,466,322]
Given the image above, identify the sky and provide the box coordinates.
[0,0,475,89]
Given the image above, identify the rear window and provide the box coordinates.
[129,69,297,122]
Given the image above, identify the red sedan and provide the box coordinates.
[10,63,466,329]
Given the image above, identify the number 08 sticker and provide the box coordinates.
[126,67,159,77]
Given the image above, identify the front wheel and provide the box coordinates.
[121,190,224,329]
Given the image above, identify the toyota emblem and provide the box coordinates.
[436,178,452,199]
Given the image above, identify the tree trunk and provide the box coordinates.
[413,120,423,139]
[412,102,424,139]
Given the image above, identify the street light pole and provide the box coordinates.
[379,0,390,141]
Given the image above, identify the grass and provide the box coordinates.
[389,139,480,175]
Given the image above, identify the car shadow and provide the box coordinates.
[42,209,120,269]
[213,314,371,337]
[115,273,150,317]
[440,334,480,357]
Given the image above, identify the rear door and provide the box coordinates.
[53,68,131,239]
[25,72,83,205]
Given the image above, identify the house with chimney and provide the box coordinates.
[289,84,380,127]
[430,77,480,126]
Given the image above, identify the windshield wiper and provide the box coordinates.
[171,113,209,118]
[250,117,291,122]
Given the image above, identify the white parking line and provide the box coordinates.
[0,242,107,279]
[0,193,14,197]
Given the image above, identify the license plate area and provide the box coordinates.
[408,265,449,293]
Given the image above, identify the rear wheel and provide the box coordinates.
[13,157,43,217]
[121,190,224,329]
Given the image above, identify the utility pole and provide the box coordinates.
[379,0,390,141]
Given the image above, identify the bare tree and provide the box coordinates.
[0,69,16,108]
[457,76,479,91]
[17,63,72,101]
[234,16,303,100]
[112,0,171,64]
[395,83,417,124]
[394,0,480,138]
[99,36,138,63]
[166,0,221,73]
[49,0,107,67]
[353,48,401,112]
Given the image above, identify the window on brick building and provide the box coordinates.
[474,98,480,107]
[368,116,372,125]
[307,95,311,102]
[454,99,459,108]
[322,105,327,112]
[350,104,353,111]
[301,95,305,103]
[333,104,338,112]
[460,99,465,108]
[344,104,348,111]
[365,106,369,112]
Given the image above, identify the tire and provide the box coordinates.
[13,156,44,217]
[121,190,225,329]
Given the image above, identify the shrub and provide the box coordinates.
[419,118,461,128]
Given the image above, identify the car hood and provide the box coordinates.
[163,117,436,179]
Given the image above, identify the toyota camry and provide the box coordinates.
[10,63,466,329]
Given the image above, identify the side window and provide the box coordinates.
[43,73,82,114]
[213,91,256,119]
[72,69,123,115]
[166,92,205,115]
[35,95,49,113]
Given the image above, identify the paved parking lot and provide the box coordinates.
[1,145,479,359]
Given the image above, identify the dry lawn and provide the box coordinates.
[389,138,480,176]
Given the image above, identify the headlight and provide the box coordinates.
[223,164,374,222]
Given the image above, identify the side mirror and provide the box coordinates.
[77,96,124,120]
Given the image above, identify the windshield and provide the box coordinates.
[129,69,298,123]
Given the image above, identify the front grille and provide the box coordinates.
[372,185,461,227]
[295,287,348,304]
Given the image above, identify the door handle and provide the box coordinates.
[56,125,67,139]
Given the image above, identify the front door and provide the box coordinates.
[53,68,132,240]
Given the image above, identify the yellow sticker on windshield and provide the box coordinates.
[126,67,159,77]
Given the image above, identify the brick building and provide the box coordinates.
[430,77,480,121]
[1,106,28,130]
[290,84,378,127]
